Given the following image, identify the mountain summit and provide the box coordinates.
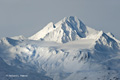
[29,16,98,43]
[0,16,120,80]
[29,16,120,51]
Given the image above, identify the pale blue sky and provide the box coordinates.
[0,0,120,40]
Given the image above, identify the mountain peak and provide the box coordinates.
[56,16,85,28]
[30,16,116,43]
[29,16,91,43]
[62,16,78,22]
[1,16,120,80]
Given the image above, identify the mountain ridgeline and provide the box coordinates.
[0,16,120,80]
[29,16,98,43]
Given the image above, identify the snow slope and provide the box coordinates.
[29,16,99,43]
[0,16,120,80]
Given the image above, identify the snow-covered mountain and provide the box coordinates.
[29,16,99,43]
[0,16,120,80]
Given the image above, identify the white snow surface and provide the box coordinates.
[0,16,120,80]
[29,16,99,43]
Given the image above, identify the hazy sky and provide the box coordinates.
[0,0,120,40]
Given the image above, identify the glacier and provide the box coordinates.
[0,16,120,80]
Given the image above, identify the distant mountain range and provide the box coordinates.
[0,16,120,80]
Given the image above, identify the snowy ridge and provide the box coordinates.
[0,16,120,80]
[29,22,56,40]
[11,35,26,40]
[29,16,99,43]
[94,31,119,51]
